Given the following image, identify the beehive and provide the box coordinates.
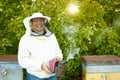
[0,55,23,80]
[82,55,120,80]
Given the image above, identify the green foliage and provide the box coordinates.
[96,0,120,26]
[94,27,120,55]
[0,0,24,54]
[0,0,120,79]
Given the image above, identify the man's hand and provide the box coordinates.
[41,63,51,74]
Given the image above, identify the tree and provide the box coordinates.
[0,0,24,54]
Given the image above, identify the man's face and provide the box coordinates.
[31,18,45,33]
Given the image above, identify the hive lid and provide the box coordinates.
[0,55,18,61]
[82,55,120,62]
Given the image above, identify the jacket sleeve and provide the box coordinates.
[53,34,63,60]
[18,37,43,71]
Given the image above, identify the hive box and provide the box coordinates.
[82,55,120,80]
[0,55,23,80]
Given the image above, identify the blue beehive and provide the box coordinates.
[0,55,23,80]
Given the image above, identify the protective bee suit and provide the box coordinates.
[18,13,63,79]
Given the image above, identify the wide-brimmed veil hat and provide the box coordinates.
[29,12,51,23]
[23,12,51,35]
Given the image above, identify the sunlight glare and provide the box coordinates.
[68,4,79,14]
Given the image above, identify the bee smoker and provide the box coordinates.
[49,59,67,77]
[55,60,67,77]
